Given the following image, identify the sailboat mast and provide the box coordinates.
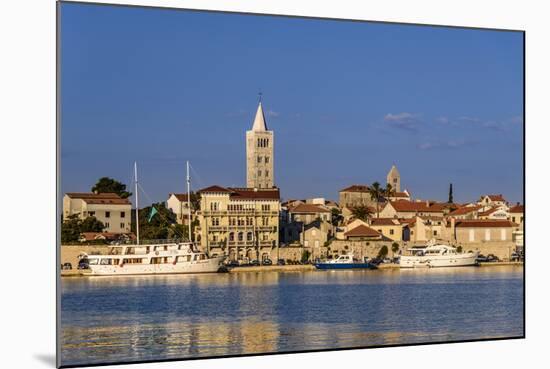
[186,160,192,242]
[134,161,140,245]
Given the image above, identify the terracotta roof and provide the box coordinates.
[289,203,330,213]
[340,184,370,193]
[169,193,194,202]
[199,186,280,200]
[477,207,502,217]
[448,205,482,216]
[65,192,131,205]
[389,200,445,213]
[344,224,381,238]
[370,218,401,226]
[455,219,516,228]
[399,218,417,226]
[483,194,506,202]
[229,187,280,200]
[509,205,524,213]
[389,192,410,198]
[198,185,231,193]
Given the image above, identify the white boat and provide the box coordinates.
[400,242,479,268]
[79,161,224,276]
[78,243,225,275]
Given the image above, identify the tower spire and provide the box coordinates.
[251,99,268,131]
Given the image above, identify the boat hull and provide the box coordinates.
[86,256,225,276]
[400,252,479,268]
[314,263,373,270]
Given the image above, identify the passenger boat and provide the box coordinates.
[400,243,479,268]
[314,254,373,270]
[78,243,225,275]
[78,161,224,276]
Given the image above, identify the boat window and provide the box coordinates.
[194,255,199,261]
[88,258,99,265]
[100,258,112,265]
[186,255,192,262]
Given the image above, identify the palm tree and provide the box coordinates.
[351,205,373,222]
[368,182,383,218]
[383,183,395,200]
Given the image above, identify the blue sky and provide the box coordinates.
[60,3,524,205]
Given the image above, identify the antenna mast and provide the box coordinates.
[187,161,192,242]
[134,161,140,245]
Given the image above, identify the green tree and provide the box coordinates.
[61,215,105,243]
[301,250,311,263]
[383,183,395,200]
[132,202,179,241]
[351,205,373,221]
[368,182,384,218]
[448,183,454,204]
[377,245,389,259]
[391,242,400,257]
[456,245,463,253]
[331,207,343,226]
[91,177,132,198]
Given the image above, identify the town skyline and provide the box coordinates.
[60,3,524,205]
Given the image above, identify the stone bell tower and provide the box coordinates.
[246,99,274,189]
[387,164,401,192]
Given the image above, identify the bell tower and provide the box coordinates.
[246,99,274,188]
[387,164,401,192]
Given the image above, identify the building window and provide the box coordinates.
[229,232,234,241]
[120,211,125,218]
[265,170,269,177]
[238,218,244,226]
[247,232,253,241]
[257,156,262,163]
[262,217,268,226]
[258,170,262,177]
[262,204,270,211]
[105,222,110,228]
[390,229,394,235]
[120,223,125,229]
[246,217,253,226]
[265,156,269,163]
[105,211,110,218]
[210,202,219,211]
[501,229,506,241]
[211,217,220,226]
[89,211,95,217]
[212,235,218,242]
[238,232,243,241]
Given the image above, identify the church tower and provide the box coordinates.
[246,100,274,188]
[387,164,401,192]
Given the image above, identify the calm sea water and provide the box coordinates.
[60,266,523,366]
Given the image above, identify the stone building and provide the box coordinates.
[378,200,446,219]
[63,192,132,233]
[386,164,401,192]
[166,193,196,225]
[369,218,405,241]
[339,185,376,208]
[443,218,517,244]
[478,194,507,208]
[246,101,274,189]
[508,204,524,230]
[196,185,280,261]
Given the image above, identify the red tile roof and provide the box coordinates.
[289,203,330,213]
[509,205,524,213]
[389,200,445,213]
[344,224,382,238]
[65,192,131,205]
[340,184,370,193]
[483,194,506,202]
[477,207,501,217]
[455,219,516,228]
[389,192,410,198]
[370,218,401,226]
[198,185,232,193]
[169,193,195,201]
[229,187,280,200]
[448,205,482,216]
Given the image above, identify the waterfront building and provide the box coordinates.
[387,164,401,192]
[196,185,280,261]
[444,218,517,244]
[402,216,444,243]
[63,192,132,233]
[343,224,383,241]
[288,203,332,224]
[508,204,524,230]
[369,218,405,241]
[166,192,196,225]
[378,200,446,219]
[246,101,274,189]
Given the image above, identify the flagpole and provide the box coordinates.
[134,161,140,245]
[187,161,192,243]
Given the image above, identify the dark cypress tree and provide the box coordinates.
[448,183,454,203]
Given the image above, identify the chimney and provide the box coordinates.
[426,200,430,207]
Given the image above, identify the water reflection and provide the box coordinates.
[61,266,523,366]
